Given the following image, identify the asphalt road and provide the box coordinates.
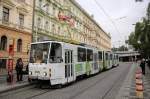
[0,62,133,99]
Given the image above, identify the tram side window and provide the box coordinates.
[87,49,93,61]
[77,47,86,62]
[116,55,119,60]
[98,51,102,61]
[105,53,108,60]
[110,54,112,60]
[49,43,62,63]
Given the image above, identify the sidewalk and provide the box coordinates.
[0,70,30,94]
[116,62,150,99]
[143,64,150,98]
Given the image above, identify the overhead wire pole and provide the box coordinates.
[94,0,124,41]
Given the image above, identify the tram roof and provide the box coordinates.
[31,40,110,52]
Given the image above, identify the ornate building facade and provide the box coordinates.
[33,0,111,50]
[0,0,111,71]
[0,0,33,70]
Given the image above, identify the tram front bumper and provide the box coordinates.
[28,75,38,80]
[38,76,50,80]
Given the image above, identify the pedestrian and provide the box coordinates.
[15,58,23,81]
[140,58,145,75]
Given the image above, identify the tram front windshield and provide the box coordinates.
[30,43,50,63]
[49,43,62,63]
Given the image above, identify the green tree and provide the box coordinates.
[128,2,150,58]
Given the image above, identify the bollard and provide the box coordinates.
[136,73,142,79]
[135,68,144,99]
[136,79,143,85]
[136,85,143,98]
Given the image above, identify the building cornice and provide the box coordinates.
[0,0,15,9]
[0,24,32,36]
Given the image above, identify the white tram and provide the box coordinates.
[28,41,119,86]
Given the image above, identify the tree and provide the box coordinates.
[128,2,150,58]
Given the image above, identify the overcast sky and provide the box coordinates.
[75,0,150,48]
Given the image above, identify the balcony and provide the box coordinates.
[0,18,31,33]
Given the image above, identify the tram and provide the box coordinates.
[28,41,119,87]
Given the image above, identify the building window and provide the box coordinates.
[46,4,49,13]
[2,7,9,22]
[58,26,60,34]
[52,7,55,16]
[0,36,7,51]
[45,21,49,30]
[52,24,55,33]
[37,17,41,28]
[17,39,22,52]
[39,0,42,8]
[19,14,24,27]
[0,59,7,68]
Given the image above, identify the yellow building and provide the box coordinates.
[0,0,33,71]
[33,0,111,51]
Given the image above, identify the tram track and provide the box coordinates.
[67,63,131,99]
[0,66,119,99]
[101,63,130,99]
[66,65,122,99]
[0,85,35,97]
[25,89,52,99]
[0,63,132,99]
[0,84,53,99]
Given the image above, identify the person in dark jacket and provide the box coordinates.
[15,58,23,81]
[140,58,145,75]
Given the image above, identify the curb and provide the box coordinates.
[0,82,30,94]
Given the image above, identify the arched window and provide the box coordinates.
[0,36,7,50]
[17,39,22,52]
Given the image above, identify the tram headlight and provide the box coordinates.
[43,72,47,76]
[29,71,32,75]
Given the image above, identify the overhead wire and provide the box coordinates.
[93,0,124,41]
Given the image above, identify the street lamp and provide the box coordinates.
[137,40,141,44]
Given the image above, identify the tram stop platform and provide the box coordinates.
[116,62,150,99]
[0,70,29,94]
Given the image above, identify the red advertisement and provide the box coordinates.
[7,39,14,83]
[8,59,13,71]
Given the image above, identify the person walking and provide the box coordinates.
[15,58,23,81]
[140,58,145,75]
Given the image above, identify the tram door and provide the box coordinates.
[65,50,74,83]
